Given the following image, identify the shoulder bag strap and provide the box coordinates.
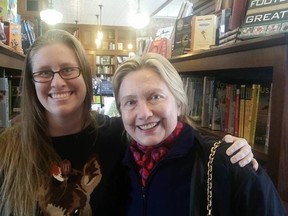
[207,140,222,216]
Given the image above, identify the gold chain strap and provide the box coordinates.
[207,140,222,216]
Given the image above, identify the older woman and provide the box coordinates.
[112,53,286,216]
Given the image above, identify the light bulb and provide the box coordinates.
[127,43,133,50]
[40,8,63,25]
[95,38,101,49]
[130,12,150,29]
[97,31,103,40]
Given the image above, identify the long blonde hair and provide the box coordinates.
[0,29,96,215]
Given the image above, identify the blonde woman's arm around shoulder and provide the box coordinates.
[223,134,258,171]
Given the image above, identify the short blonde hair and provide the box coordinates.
[112,53,188,118]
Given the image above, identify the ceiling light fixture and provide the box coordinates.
[40,0,63,25]
[130,0,150,29]
[95,4,103,49]
[97,4,103,40]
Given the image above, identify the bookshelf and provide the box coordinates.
[67,24,137,76]
[0,43,25,132]
[0,42,25,70]
[170,33,288,206]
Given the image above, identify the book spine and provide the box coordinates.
[228,84,236,134]
[201,76,214,127]
[254,83,272,146]
[265,83,273,147]
[234,87,240,136]
[249,84,261,144]
[224,84,232,133]
[228,0,248,30]
[243,85,252,141]
[191,77,204,123]
[211,80,226,130]
[239,84,246,137]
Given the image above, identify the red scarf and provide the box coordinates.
[130,121,184,187]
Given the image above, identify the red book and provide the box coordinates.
[228,0,248,30]
[149,38,169,58]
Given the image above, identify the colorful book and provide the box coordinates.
[148,37,171,58]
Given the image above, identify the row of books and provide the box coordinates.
[135,0,219,58]
[137,0,288,57]
[182,76,272,146]
[95,55,115,65]
[174,0,288,53]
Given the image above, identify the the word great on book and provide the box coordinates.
[245,0,288,24]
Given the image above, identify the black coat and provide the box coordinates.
[123,123,286,216]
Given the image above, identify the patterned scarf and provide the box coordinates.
[130,121,184,187]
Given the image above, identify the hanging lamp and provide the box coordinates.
[40,0,63,25]
[95,14,102,48]
[97,4,103,40]
[130,0,150,29]
[95,4,103,49]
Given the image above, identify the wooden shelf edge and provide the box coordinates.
[0,42,25,60]
[170,33,288,65]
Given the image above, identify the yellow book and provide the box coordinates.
[249,84,261,144]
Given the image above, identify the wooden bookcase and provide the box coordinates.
[170,33,288,206]
[79,25,136,76]
[0,43,25,70]
[0,43,25,132]
[54,24,137,76]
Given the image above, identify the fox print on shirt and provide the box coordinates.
[41,155,102,216]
